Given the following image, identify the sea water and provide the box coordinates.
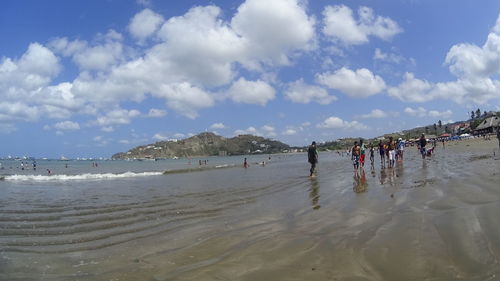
[1,148,500,280]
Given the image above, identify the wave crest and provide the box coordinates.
[2,172,163,182]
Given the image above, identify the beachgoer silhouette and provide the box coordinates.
[308,141,318,177]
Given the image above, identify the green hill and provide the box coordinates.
[112,132,290,159]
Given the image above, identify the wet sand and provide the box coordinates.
[1,138,500,280]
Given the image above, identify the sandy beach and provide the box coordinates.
[1,137,500,281]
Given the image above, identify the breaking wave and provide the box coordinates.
[1,171,163,182]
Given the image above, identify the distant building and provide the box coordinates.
[474,116,500,135]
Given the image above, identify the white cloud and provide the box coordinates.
[428,110,453,118]
[261,125,275,133]
[50,31,125,72]
[129,9,164,42]
[156,5,242,87]
[234,126,259,136]
[231,0,316,68]
[374,48,405,64]
[282,128,297,135]
[147,108,167,118]
[153,133,169,141]
[317,67,386,98]
[173,133,185,139]
[0,1,319,124]
[0,43,60,102]
[155,83,215,119]
[404,107,453,119]
[48,37,87,57]
[54,121,80,130]
[226,77,275,106]
[360,109,388,119]
[0,102,40,122]
[94,109,141,127]
[317,116,367,130]
[210,123,226,129]
[388,72,434,103]
[101,126,114,132]
[0,123,17,134]
[284,79,336,105]
[322,5,402,45]
[233,125,276,137]
[445,23,500,78]
[404,107,428,118]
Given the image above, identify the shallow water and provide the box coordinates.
[1,145,500,280]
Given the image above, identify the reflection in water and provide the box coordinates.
[309,178,320,210]
[353,169,367,193]
[396,160,404,174]
[370,164,376,177]
[379,167,387,185]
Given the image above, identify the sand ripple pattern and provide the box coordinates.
[0,179,293,254]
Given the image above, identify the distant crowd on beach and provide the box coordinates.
[306,128,500,177]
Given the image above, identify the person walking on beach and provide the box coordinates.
[308,141,318,177]
[418,134,427,159]
[243,158,249,168]
[369,145,375,165]
[387,137,396,168]
[351,141,361,171]
[397,138,405,161]
[378,140,385,166]
[496,128,500,149]
[359,139,366,168]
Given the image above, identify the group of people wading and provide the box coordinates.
[307,133,434,177]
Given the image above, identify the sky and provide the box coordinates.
[1,0,500,158]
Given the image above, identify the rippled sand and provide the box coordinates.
[1,138,500,281]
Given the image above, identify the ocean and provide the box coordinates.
[1,141,500,280]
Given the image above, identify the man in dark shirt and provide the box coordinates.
[308,141,318,177]
[418,134,427,159]
[497,128,500,149]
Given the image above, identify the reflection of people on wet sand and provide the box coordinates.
[309,178,320,210]
[353,169,367,193]
[379,167,387,185]
[308,141,318,177]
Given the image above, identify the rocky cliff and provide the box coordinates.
[111,132,290,159]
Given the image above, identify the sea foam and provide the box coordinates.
[2,171,163,182]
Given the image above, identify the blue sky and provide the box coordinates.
[1,0,500,158]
